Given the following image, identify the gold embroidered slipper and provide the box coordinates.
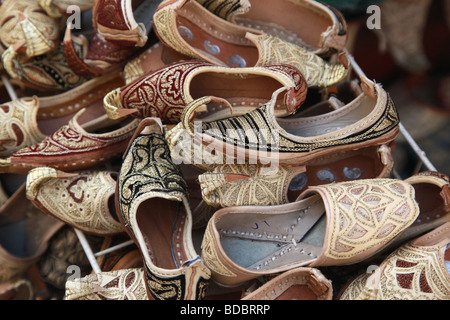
[0,72,124,157]
[197,0,348,57]
[25,167,125,236]
[0,108,139,175]
[116,117,211,300]
[201,178,423,286]
[181,76,400,167]
[338,222,450,300]
[153,0,348,88]
[197,144,394,208]
[104,59,307,122]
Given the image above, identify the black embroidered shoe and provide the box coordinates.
[116,117,210,300]
[178,76,400,167]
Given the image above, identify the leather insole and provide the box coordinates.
[286,146,385,201]
[411,183,445,228]
[136,198,188,269]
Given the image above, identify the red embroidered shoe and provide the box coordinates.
[104,60,307,122]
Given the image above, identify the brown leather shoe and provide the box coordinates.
[153,0,348,88]
[104,60,307,122]
[201,178,424,286]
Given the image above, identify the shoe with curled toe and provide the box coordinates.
[117,117,211,300]
[180,76,400,167]
[64,268,149,300]
[153,0,349,88]
[201,175,448,286]
[242,267,333,300]
[0,108,139,175]
[196,0,348,57]
[103,59,307,122]
[25,167,125,236]
[338,222,450,300]
[0,72,124,157]
[197,143,394,208]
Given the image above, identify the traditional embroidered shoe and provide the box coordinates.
[197,144,394,208]
[2,37,89,92]
[62,0,161,79]
[104,60,307,122]
[375,0,432,74]
[153,0,348,88]
[0,109,139,175]
[180,76,400,167]
[117,117,211,300]
[123,42,191,84]
[0,183,64,283]
[0,72,124,157]
[338,222,450,300]
[196,0,348,57]
[93,0,161,48]
[25,167,125,236]
[0,0,60,58]
[201,178,423,286]
[242,267,333,300]
[64,268,149,300]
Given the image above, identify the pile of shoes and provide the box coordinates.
[0,0,449,301]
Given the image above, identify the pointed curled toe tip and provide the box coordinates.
[25,167,78,200]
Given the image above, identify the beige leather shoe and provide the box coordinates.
[201,177,434,286]
[198,144,394,208]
